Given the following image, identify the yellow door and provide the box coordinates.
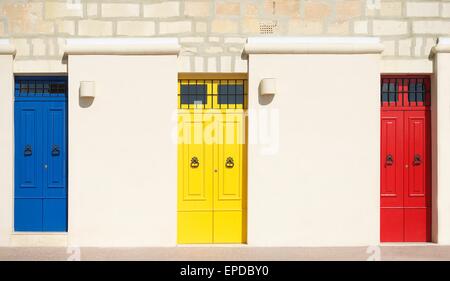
[213,112,246,243]
[177,77,247,244]
[177,113,214,243]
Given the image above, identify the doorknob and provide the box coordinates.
[413,154,422,165]
[386,154,393,166]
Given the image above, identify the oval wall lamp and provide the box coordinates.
[259,78,276,95]
[79,81,95,98]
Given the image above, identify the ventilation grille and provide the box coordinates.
[259,21,278,34]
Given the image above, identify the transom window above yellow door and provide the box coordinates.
[178,74,248,110]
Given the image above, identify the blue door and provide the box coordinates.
[14,77,68,232]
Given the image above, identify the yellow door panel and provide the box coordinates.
[178,211,213,244]
[214,112,246,211]
[213,210,246,243]
[178,113,213,212]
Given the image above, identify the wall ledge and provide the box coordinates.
[0,39,16,55]
[432,37,450,54]
[244,37,383,55]
[64,38,180,56]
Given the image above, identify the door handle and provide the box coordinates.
[51,145,60,156]
[225,157,234,168]
[413,154,422,165]
[24,145,32,156]
[386,154,393,166]
[190,156,199,168]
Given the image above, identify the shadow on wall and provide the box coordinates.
[79,97,94,108]
[258,81,275,105]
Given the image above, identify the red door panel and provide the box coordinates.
[381,208,404,242]
[404,111,430,208]
[404,208,431,242]
[381,111,403,208]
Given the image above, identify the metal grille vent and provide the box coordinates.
[259,21,278,34]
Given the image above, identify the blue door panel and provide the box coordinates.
[14,198,43,231]
[44,102,67,198]
[14,102,43,198]
[14,76,68,232]
[43,199,67,231]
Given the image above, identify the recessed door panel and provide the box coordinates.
[381,111,403,208]
[215,113,245,211]
[178,114,213,212]
[404,111,430,208]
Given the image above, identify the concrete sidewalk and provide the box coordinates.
[1,245,450,261]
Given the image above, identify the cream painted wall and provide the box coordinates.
[67,55,178,246]
[247,53,381,246]
[433,50,450,245]
[0,54,14,246]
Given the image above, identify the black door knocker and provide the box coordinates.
[190,156,199,168]
[52,145,60,156]
[225,157,234,168]
[413,154,422,165]
[386,154,393,166]
[24,145,32,156]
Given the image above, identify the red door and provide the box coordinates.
[380,76,431,242]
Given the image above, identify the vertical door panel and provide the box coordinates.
[214,113,245,211]
[177,114,213,211]
[44,102,67,198]
[14,102,43,198]
[213,112,246,243]
[177,113,213,243]
[404,111,429,208]
[380,111,404,242]
[14,102,44,231]
[380,111,403,207]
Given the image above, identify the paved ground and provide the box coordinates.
[1,245,450,261]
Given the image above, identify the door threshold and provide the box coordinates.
[380,242,437,247]
[177,244,248,248]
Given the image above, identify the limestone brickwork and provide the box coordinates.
[0,0,449,72]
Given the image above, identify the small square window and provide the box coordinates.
[218,84,244,104]
[381,81,397,102]
[180,84,207,105]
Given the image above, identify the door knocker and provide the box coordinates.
[225,157,234,168]
[52,144,60,156]
[386,154,393,166]
[24,145,32,156]
[190,156,199,168]
[413,154,422,166]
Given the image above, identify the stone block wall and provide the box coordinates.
[1,0,449,72]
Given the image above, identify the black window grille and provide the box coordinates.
[15,77,68,97]
[178,79,248,109]
[381,77,430,107]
